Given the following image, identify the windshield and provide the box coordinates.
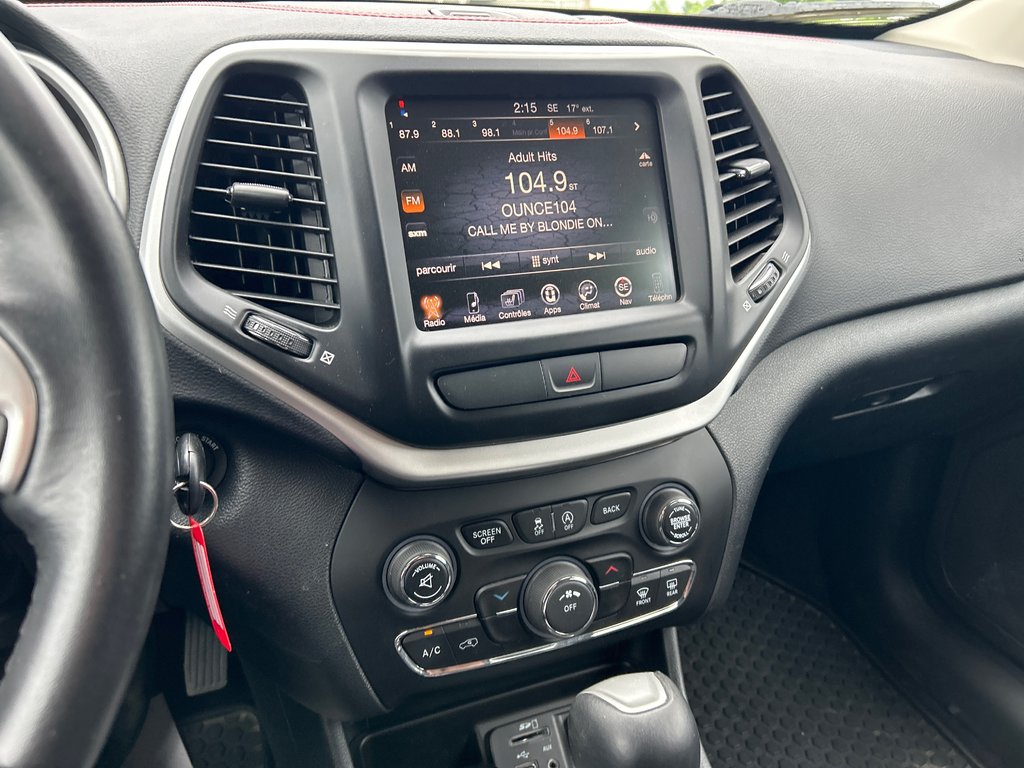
[421,0,967,27]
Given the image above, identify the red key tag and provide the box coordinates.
[189,515,232,652]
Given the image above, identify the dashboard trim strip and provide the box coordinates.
[140,41,809,488]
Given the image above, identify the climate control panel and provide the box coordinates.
[397,557,695,676]
[330,430,732,707]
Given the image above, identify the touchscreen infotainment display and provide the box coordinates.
[384,97,678,331]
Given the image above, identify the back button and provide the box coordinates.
[592,491,632,525]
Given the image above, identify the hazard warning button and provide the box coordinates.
[542,353,601,397]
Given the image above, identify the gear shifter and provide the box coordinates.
[566,672,701,768]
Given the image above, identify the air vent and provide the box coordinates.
[188,75,339,325]
[701,76,783,282]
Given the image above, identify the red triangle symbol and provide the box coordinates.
[565,367,582,385]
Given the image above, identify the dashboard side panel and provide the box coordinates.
[656,27,1024,345]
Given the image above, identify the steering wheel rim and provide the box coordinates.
[0,32,171,768]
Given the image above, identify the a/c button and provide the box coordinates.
[401,627,453,670]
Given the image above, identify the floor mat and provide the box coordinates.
[680,568,973,768]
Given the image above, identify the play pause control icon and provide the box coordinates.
[541,283,560,305]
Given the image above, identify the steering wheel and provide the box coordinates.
[0,33,172,768]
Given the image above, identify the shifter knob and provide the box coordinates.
[567,672,701,768]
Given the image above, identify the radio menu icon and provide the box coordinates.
[420,295,443,321]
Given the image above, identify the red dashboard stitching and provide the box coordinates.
[637,21,840,43]
[27,2,629,25]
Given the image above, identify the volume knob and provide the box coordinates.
[384,537,457,610]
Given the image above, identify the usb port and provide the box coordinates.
[514,763,538,768]
[509,727,550,746]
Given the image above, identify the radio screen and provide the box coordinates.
[384,97,678,331]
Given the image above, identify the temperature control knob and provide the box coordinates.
[641,486,701,549]
[522,559,598,640]
[384,537,457,610]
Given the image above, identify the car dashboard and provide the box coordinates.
[5,1,1024,765]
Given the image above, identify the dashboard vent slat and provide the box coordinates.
[212,115,314,133]
[727,215,781,248]
[205,138,318,158]
[725,196,779,226]
[701,75,784,282]
[191,262,338,285]
[188,74,339,325]
[188,235,335,260]
[198,162,322,183]
[191,210,330,233]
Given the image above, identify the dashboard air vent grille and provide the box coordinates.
[701,76,783,282]
[188,75,339,325]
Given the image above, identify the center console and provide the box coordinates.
[332,431,730,707]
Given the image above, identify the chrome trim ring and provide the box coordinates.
[384,537,458,610]
[537,574,599,640]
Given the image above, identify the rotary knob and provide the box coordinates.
[641,486,701,549]
[384,537,457,610]
[521,559,598,640]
